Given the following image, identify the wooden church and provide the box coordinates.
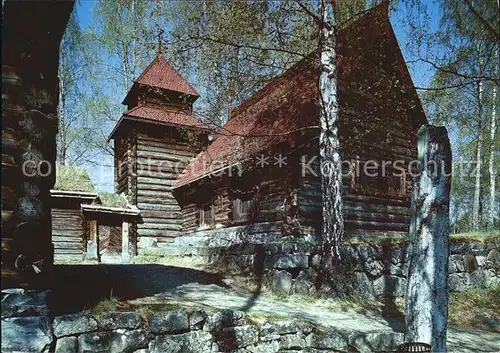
[110,3,427,245]
[108,54,210,244]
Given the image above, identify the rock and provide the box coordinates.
[264,269,293,295]
[1,316,53,352]
[448,273,470,292]
[469,270,488,288]
[463,254,478,272]
[245,340,279,353]
[266,254,308,269]
[148,309,189,334]
[476,255,486,267]
[352,272,376,299]
[356,244,379,261]
[388,263,404,276]
[53,312,98,338]
[306,328,348,351]
[203,309,247,332]
[149,330,213,353]
[260,321,313,341]
[373,275,406,298]
[388,245,406,265]
[220,325,259,350]
[189,310,208,330]
[486,249,500,268]
[78,329,147,353]
[349,331,404,353]
[448,254,465,273]
[290,269,316,295]
[55,336,78,353]
[278,332,307,350]
[364,258,385,277]
[138,237,158,249]
[98,312,141,330]
[1,290,50,318]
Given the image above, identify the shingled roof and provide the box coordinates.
[129,54,198,98]
[173,3,427,188]
[108,104,211,139]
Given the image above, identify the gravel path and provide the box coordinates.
[53,263,500,352]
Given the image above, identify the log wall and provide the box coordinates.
[134,129,200,243]
[52,208,85,262]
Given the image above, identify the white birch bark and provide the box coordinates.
[472,44,484,231]
[319,0,343,265]
[488,49,498,229]
[405,125,452,352]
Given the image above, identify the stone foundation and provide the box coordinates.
[2,288,404,353]
[138,224,499,298]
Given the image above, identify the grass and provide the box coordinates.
[96,192,130,208]
[450,230,499,243]
[449,286,500,330]
[54,164,95,193]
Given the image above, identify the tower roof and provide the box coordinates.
[122,54,199,105]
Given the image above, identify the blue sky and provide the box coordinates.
[73,0,440,192]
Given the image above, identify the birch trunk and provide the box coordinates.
[319,0,344,267]
[405,125,452,352]
[488,50,498,230]
[472,44,484,231]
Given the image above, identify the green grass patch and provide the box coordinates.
[54,164,95,193]
[450,231,499,243]
[449,286,500,330]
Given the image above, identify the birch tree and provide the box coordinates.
[488,50,498,230]
[318,0,344,268]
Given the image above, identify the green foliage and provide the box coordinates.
[96,192,129,208]
[54,164,96,193]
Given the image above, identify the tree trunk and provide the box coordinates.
[488,49,498,230]
[405,124,452,352]
[319,0,344,268]
[472,81,483,231]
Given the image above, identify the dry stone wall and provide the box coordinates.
[2,289,405,353]
[139,224,499,298]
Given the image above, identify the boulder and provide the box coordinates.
[148,309,189,334]
[98,312,141,330]
[264,269,293,295]
[245,340,279,353]
[189,310,208,330]
[373,275,406,298]
[364,258,385,278]
[306,328,348,351]
[463,254,478,272]
[220,325,259,350]
[55,336,78,353]
[349,331,404,353]
[448,254,465,273]
[278,332,307,350]
[149,331,213,353]
[53,312,98,338]
[352,272,376,300]
[78,329,147,353]
[486,249,500,269]
[448,273,470,292]
[203,309,247,333]
[1,290,50,318]
[1,316,53,352]
[388,263,404,276]
[266,254,308,269]
[290,269,316,295]
[260,320,313,341]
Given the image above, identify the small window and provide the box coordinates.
[199,202,214,228]
[233,198,254,223]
